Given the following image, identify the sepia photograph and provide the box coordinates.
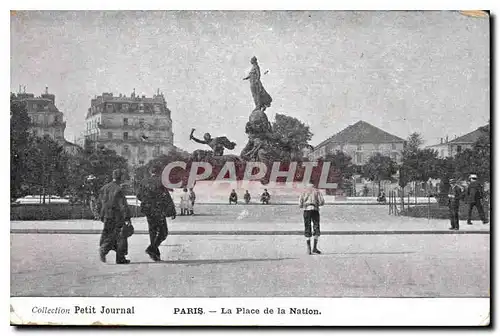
[9,9,490,326]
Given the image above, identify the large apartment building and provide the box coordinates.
[11,87,80,154]
[84,90,174,166]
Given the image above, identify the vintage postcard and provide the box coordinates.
[10,10,490,326]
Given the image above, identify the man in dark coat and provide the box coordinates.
[137,164,176,261]
[466,174,488,225]
[97,169,132,264]
[448,178,464,231]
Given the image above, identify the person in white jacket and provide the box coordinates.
[180,188,192,216]
[299,183,325,255]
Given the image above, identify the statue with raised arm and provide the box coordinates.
[189,129,236,159]
[243,56,272,112]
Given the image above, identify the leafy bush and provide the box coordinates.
[11,203,144,221]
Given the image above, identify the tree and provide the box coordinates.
[67,141,129,200]
[323,150,354,191]
[453,122,490,182]
[362,153,397,194]
[406,132,424,153]
[24,135,69,203]
[271,113,313,161]
[10,95,31,200]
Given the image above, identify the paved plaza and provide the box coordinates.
[11,205,490,298]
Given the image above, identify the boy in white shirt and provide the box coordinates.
[299,183,325,255]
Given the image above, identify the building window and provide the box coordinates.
[154,105,161,114]
[108,132,113,139]
[457,145,462,153]
[123,104,129,110]
[357,144,362,151]
[32,103,38,110]
[122,145,130,156]
[123,118,128,126]
[156,132,161,139]
[139,103,144,113]
[153,145,161,157]
[139,160,145,165]
[392,143,397,150]
[139,118,144,128]
[356,152,362,164]
[123,132,128,140]
[391,152,397,161]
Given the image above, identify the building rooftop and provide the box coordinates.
[426,125,488,147]
[314,120,405,149]
[448,126,488,144]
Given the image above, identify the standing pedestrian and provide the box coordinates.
[137,164,176,261]
[260,189,270,204]
[189,188,196,215]
[96,169,133,264]
[466,174,488,225]
[299,183,325,255]
[180,188,191,215]
[448,178,464,231]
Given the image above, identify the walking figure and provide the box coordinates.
[96,169,133,264]
[448,178,464,231]
[299,184,325,255]
[137,164,176,262]
[466,174,488,225]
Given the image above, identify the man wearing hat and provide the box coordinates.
[448,178,464,230]
[466,174,488,225]
[96,169,133,264]
[137,164,176,262]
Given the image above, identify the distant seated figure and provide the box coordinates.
[244,190,251,204]
[190,129,236,157]
[377,192,386,203]
[229,189,238,205]
[260,189,271,205]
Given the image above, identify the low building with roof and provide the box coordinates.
[309,120,406,164]
[426,125,488,158]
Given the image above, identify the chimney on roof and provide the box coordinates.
[45,86,48,94]
[23,85,26,93]
[18,85,21,94]
[446,135,449,143]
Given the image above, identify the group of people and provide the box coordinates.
[179,188,196,216]
[96,165,177,264]
[448,174,489,230]
[229,189,271,204]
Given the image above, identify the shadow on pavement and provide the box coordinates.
[321,251,416,255]
[130,257,296,266]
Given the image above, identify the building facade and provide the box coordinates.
[426,126,488,158]
[11,87,80,154]
[310,120,405,164]
[84,90,174,166]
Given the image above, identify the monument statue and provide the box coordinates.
[189,129,237,161]
[243,56,272,112]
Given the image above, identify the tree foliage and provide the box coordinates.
[10,95,31,199]
[362,153,397,193]
[271,113,313,161]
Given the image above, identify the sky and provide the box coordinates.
[10,10,490,153]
